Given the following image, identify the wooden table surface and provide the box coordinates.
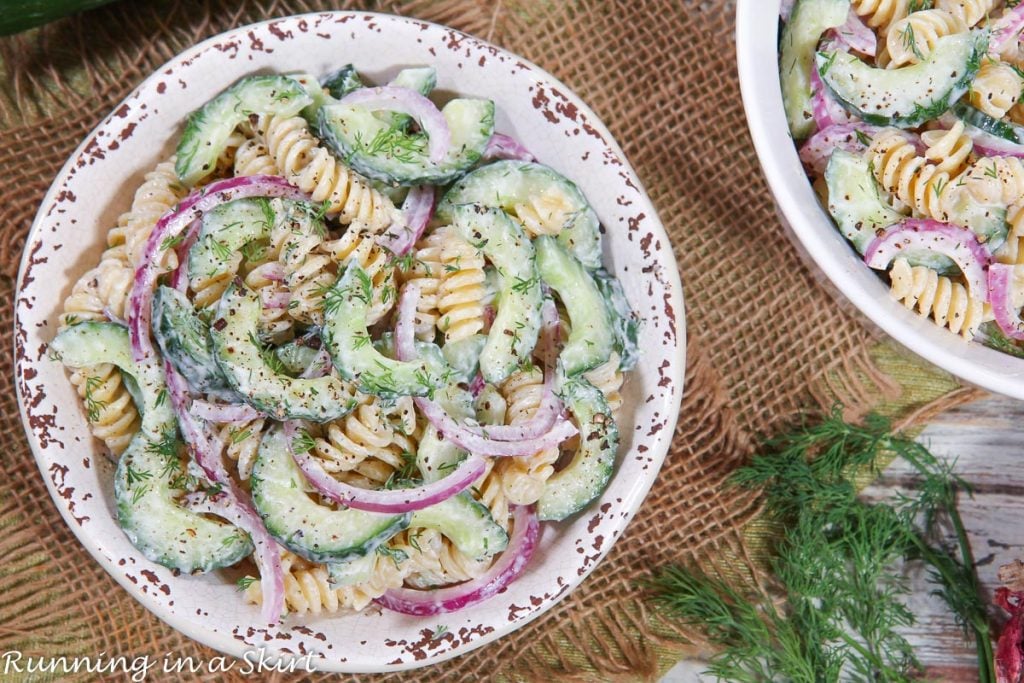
[664,394,1024,681]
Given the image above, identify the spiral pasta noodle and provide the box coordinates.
[867,128,955,220]
[233,138,279,177]
[851,0,910,36]
[69,364,141,456]
[107,157,187,272]
[437,229,487,342]
[322,222,396,327]
[583,352,625,419]
[889,257,987,337]
[270,205,335,326]
[402,228,445,340]
[884,10,966,68]
[920,121,973,175]
[311,395,413,488]
[59,248,134,328]
[935,0,995,28]
[996,204,1024,265]
[971,60,1024,120]
[258,114,400,231]
[221,418,265,481]
[493,368,559,508]
[962,155,1024,207]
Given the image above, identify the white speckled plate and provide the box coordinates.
[14,12,684,673]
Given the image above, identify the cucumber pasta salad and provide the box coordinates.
[50,64,638,624]
[781,0,1024,355]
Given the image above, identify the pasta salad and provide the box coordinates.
[50,64,638,624]
[780,0,1024,356]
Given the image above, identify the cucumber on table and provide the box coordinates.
[251,429,409,564]
[437,160,603,270]
[817,31,987,128]
[210,281,357,421]
[176,75,313,186]
[51,322,252,572]
[779,0,850,139]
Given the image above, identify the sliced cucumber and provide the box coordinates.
[535,236,613,376]
[273,337,323,376]
[952,100,1024,144]
[321,264,449,398]
[152,286,234,397]
[176,75,312,186]
[51,323,252,572]
[538,378,619,522]
[441,334,486,383]
[317,98,495,186]
[449,205,542,384]
[210,282,357,421]
[251,429,409,563]
[416,385,474,482]
[390,66,437,97]
[410,494,508,560]
[817,31,987,128]
[593,270,639,371]
[780,0,850,138]
[945,187,1008,249]
[327,553,377,587]
[322,64,364,99]
[188,198,275,281]
[437,160,603,270]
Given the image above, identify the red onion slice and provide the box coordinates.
[165,362,284,624]
[260,288,291,309]
[989,264,1024,340]
[828,9,876,56]
[395,284,577,453]
[483,133,537,162]
[283,421,484,513]
[182,491,285,626]
[865,219,992,301]
[992,6,1024,53]
[809,65,853,132]
[299,345,333,379]
[338,86,450,163]
[799,123,885,175]
[169,218,202,292]
[377,185,435,257]
[129,175,308,361]
[190,399,265,424]
[376,504,539,615]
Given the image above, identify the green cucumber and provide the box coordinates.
[188,198,275,281]
[317,98,495,186]
[251,429,409,563]
[322,64,364,99]
[780,0,850,138]
[817,31,987,128]
[176,75,313,186]
[51,323,252,572]
[535,236,614,376]
[327,553,377,587]
[437,160,603,270]
[449,205,543,384]
[538,377,619,521]
[321,264,449,398]
[152,286,234,397]
[951,100,1024,144]
[210,281,357,421]
[410,495,508,560]
[273,337,323,376]
[593,270,639,371]
[441,334,486,383]
[416,385,474,481]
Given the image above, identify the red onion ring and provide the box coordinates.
[338,86,450,163]
[989,263,1024,340]
[483,133,537,162]
[376,504,540,615]
[809,65,853,132]
[799,123,885,175]
[189,399,265,423]
[828,9,876,56]
[395,284,577,453]
[865,219,992,301]
[377,185,435,257]
[169,218,203,292]
[299,345,333,380]
[182,491,285,626]
[164,362,284,624]
[129,175,308,361]
[468,373,486,398]
[260,289,292,309]
[992,5,1024,54]
[283,421,485,513]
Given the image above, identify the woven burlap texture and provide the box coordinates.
[0,1,981,681]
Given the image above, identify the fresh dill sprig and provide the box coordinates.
[647,408,993,682]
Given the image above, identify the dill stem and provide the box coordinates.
[946,489,995,683]
[835,631,904,681]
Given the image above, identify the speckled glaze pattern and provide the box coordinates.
[14,12,684,673]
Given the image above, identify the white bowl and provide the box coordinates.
[13,11,685,674]
[737,0,1024,398]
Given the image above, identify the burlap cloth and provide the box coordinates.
[0,1,987,681]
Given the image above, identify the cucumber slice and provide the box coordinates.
[321,264,449,398]
[441,334,486,383]
[410,494,508,560]
[317,98,495,186]
[416,384,474,481]
[176,75,313,186]
[818,31,987,128]
[51,323,252,572]
[322,64,364,99]
[251,429,409,563]
[780,0,850,139]
[449,205,543,384]
[152,286,234,397]
[538,377,619,522]
[951,100,1024,144]
[273,337,323,376]
[390,66,437,96]
[188,198,276,281]
[593,270,639,372]
[327,553,377,587]
[437,160,603,270]
[210,282,357,421]
[535,236,614,376]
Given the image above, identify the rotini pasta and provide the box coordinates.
[402,228,445,340]
[920,121,973,175]
[889,257,988,337]
[69,364,141,456]
[971,60,1024,121]
[867,128,954,220]
[233,138,279,177]
[437,229,487,342]
[322,221,397,326]
[495,367,560,508]
[962,155,1024,207]
[851,0,910,36]
[883,9,966,68]
[583,352,625,418]
[935,0,995,28]
[311,395,412,487]
[221,418,266,481]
